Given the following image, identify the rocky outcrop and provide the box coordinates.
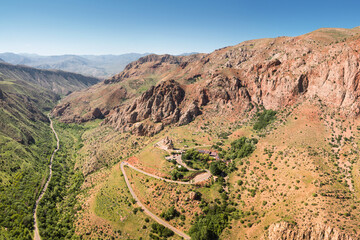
[155,137,174,150]
[51,84,127,123]
[104,79,201,136]
[188,191,201,201]
[178,102,201,125]
[267,222,356,240]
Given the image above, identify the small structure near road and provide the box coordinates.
[197,149,220,160]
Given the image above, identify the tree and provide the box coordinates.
[209,161,226,176]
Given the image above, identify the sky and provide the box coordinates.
[0,0,359,55]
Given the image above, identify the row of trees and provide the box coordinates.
[189,201,236,240]
[182,149,212,169]
[37,122,86,239]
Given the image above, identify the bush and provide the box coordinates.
[170,169,184,180]
[189,203,234,240]
[210,161,227,176]
[253,109,277,130]
[219,137,258,161]
[160,206,180,221]
[150,223,174,238]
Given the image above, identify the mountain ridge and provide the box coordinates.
[0,61,100,95]
[53,26,360,135]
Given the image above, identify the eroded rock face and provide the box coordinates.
[52,85,127,123]
[104,79,201,136]
[267,222,355,240]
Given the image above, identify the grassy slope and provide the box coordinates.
[0,77,57,239]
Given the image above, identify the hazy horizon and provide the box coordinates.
[1,0,359,55]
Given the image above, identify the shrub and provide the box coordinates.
[253,109,277,130]
[150,223,174,238]
[160,206,180,221]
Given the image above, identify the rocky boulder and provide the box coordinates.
[267,221,355,240]
[155,136,174,150]
[188,191,201,201]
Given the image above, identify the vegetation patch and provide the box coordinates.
[160,206,180,221]
[37,122,89,239]
[182,149,212,169]
[253,109,277,130]
[149,223,174,239]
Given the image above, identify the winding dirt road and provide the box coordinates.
[121,162,191,240]
[33,115,59,240]
[121,159,212,239]
[124,162,211,184]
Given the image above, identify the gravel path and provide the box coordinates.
[33,115,59,240]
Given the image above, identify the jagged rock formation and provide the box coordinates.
[267,222,355,240]
[103,79,201,136]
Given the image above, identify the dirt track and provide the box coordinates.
[120,162,191,240]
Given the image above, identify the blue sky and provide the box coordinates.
[0,0,359,55]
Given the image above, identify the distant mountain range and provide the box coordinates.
[0,53,151,78]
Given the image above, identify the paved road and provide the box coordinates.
[33,115,60,240]
[120,162,191,240]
